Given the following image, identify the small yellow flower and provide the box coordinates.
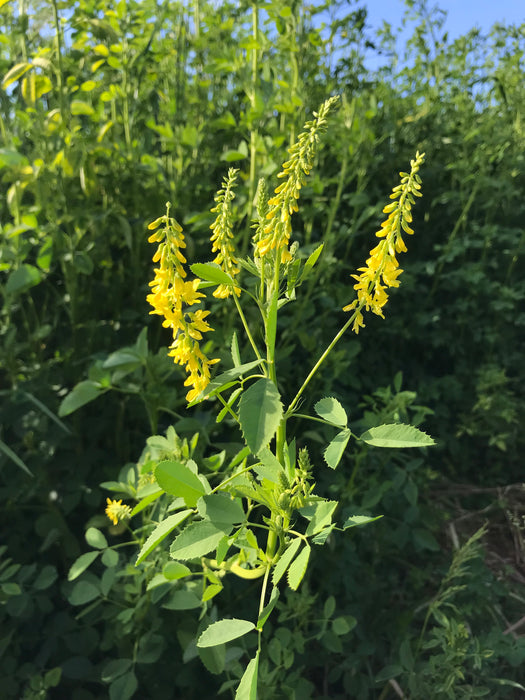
[147,204,219,401]
[105,498,132,526]
[209,168,241,298]
[256,96,339,263]
[343,151,425,333]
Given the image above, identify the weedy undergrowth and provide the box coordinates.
[72,97,432,698]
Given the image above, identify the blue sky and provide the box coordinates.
[365,0,524,37]
[361,0,524,70]
[364,0,525,38]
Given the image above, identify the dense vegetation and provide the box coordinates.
[1,0,524,698]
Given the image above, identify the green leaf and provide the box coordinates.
[239,379,283,454]
[191,262,235,287]
[314,397,347,427]
[231,331,241,367]
[162,561,191,580]
[300,243,324,281]
[287,544,310,590]
[70,100,95,116]
[342,514,383,529]
[197,494,245,527]
[163,589,201,610]
[375,665,403,683]
[197,618,255,648]
[301,500,338,536]
[235,651,259,700]
[0,148,29,169]
[221,149,247,162]
[68,580,100,606]
[324,429,351,468]
[5,264,43,295]
[216,387,242,423]
[68,551,100,581]
[155,460,207,506]
[86,527,108,549]
[0,439,33,476]
[103,348,142,370]
[109,670,137,700]
[272,538,301,586]
[359,423,435,448]
[253,447,284,484]
[101,658,132,683]
[192,359,262,402]
[136,510,192,565]
[256,587,279,630]
[170,520,232,561]
[202,583,223,602]
[58,380,106,417]
[102,549,119,567]
[2,62,31,89]
[129,489,163,517]
[332,615,356,636]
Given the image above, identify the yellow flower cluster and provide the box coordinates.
[210,168,241,298]
[343,151,425,333]
[147,206,219,401]
[105,498,132,526]
[256,96,339,263]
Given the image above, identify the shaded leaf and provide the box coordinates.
[59,381,106,417]
[197,618,255,648]
[68,551,100,581]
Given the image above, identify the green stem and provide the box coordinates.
[287,306,362,415]
[248,3,259,217]
[233,293,265,366]
[258,565,271,620]
[50,0,68,126]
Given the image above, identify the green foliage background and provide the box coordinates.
[1,0,524,698]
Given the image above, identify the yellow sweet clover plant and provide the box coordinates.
[132,98,433,696]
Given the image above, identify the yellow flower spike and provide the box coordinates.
[256,95,340,263]
[209,168,241,299]
[147,203,219,401]
[343,151,425,333]
[105,498,132,526]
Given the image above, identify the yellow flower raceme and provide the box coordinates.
[105,498,132,526]
[147,206,219,401]
[343,151,425,333]
[256,95,339,263]
[209,168,241,298]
